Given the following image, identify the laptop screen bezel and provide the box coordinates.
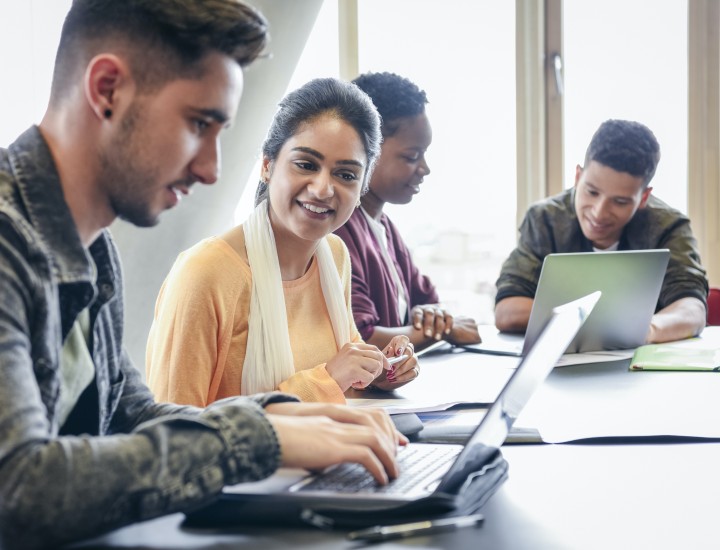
[435,292,599,493]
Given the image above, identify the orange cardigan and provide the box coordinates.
[146,231,360,406]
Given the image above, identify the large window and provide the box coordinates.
[236,1,517,324]
[3,0,716,302]
[356,0,517,323]
[563,0,688,212]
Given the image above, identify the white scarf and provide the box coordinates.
[241,199,350,394]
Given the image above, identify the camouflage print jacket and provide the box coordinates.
[0,127,297,549]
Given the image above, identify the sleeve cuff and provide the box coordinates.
[202,396,288,484]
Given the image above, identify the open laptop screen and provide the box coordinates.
[436,292,600,493]
[522,249,669,354]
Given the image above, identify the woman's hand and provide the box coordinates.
[324,342,386,391]
[371,336,419,391]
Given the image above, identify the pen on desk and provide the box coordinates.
[415,339,450,358]
[386,340,449,365]
[346,513,484,542]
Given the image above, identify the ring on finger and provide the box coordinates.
[413,367,419,379]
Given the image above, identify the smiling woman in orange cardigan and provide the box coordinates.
[146,78,419,407]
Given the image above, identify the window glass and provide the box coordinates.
[564,0,688,212]
[357,0,517,322]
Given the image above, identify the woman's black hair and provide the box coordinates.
[255,77,382,205]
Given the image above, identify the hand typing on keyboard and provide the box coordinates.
[265,402,409,485]
[300,444,461,495]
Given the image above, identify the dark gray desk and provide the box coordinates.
[69,334,720,549]
[70,443,720,549]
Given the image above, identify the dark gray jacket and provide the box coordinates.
[0,127,297,549]
[496,188,708,310]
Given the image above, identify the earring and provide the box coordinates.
[103,109,112,119]
[355,199,361,208]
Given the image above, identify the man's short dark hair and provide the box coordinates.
[584,119,661,187]
[352,72,428,137]
[51,0,268,100]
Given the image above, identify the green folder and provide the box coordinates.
[630,339,720,371]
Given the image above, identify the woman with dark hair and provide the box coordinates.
[146,78,418,406]
[335,72,481,351]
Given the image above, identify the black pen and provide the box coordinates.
[346,513,484,542]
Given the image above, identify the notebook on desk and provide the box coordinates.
[184,292,600,529]
[463,249,670,357]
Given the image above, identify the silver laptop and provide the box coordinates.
[195,292,599,519]
[466,249,669,356]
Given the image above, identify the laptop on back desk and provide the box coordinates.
[184,292,601,529]
[464,249,669,357]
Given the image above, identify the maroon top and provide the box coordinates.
[334,209,439,340]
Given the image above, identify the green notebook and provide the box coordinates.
[630,339,720,371]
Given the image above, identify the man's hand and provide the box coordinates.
[645,296,707,343]
[495,296,533,333]
[265,403,408,484]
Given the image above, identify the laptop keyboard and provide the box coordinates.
[298,444,461,495]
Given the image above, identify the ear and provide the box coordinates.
[83,54,131,121]
[639,186,653,208]
[574,164,583,187]
[261,156,273,182]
